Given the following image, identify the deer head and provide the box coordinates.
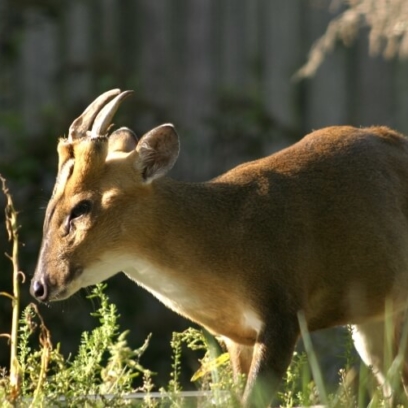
[30,89,179,301]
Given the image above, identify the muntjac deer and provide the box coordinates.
[31,89,408,406]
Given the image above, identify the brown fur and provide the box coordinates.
[31,95,408,407]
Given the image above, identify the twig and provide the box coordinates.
[29,303,52,406]
[0,174,24,401]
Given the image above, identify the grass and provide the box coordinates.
[0,174,408,407]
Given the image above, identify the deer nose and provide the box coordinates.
[30,277,48,301]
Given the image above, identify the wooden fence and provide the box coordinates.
[2,0,408,181]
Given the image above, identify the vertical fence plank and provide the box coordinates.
[394,61,408,134]
[20,8,58,137]
[64,1,92,106]
[353,35,395,127]
[262,0,303,148]
[218,0,250,90]
[0,0,15,158]
[303,2,349,131]
[101,0,120,62]
[137,0,172,110]
[174,0,216,179]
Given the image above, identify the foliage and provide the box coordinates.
[164,328,243,407]
[1,284,150,407]
[297,0,408,78]
[279,351,316,407]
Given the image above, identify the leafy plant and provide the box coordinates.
[163,328,241,407]
[4,284,149,406]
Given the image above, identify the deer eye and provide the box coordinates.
[64,200,92,235]
[70,200,92,220]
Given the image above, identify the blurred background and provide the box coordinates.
[1,0,408,392]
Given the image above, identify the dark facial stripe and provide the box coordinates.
[44,195,63,233]
[51,159,75,199]
[45,159,75,232]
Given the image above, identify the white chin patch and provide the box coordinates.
[77,252,127,289]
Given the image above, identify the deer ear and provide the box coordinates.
[136,124,179,183]
[109,127,138,152]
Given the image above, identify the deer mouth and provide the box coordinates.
[30,265,84,303]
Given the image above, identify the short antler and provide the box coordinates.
[90,90,134,139]
[68,89,121,142]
